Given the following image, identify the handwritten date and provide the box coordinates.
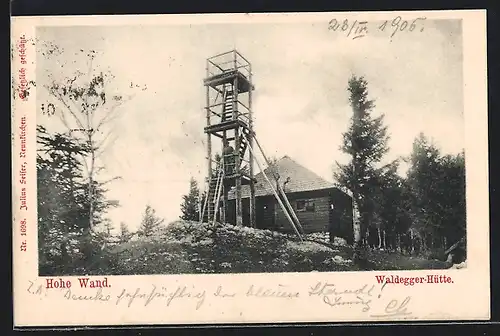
[328,17,427,40]
[328,19,368,40]
[379,16,427,37]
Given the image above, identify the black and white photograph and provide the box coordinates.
[34,17,468,277]
[12,11,490,326]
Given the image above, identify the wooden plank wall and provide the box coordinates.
[274,196,330,233]
[227,189,354,244]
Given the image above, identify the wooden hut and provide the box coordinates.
[227,156,354,244]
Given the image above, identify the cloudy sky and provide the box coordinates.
[36,18,464,231]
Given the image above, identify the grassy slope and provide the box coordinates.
[106,221,451,275]
[367,249,452,270]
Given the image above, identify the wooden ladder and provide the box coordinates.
[221,85,250,169]
[200,158,224,224]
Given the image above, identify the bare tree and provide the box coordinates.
[266,156,292,191]
[266,156,281,188]
[39,41,147,232]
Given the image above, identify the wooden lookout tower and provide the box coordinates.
[201,50,257,228]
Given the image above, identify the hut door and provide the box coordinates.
[256,197,275,229]
[328,197,336,232]
[266,201,275,228]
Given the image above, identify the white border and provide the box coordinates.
[11,10,489,327]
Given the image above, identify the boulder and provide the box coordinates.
[332,237,348,247]
[450,260,467,269]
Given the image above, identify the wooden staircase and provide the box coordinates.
[221,88,234,122]
[238,127,250,160]
[221,87,251,170]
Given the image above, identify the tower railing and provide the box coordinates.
[206,50,251,79]
[205,102,251,127]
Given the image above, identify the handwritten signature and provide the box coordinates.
[309,281,375,312]
[308,281,412,317]
[370,296,412,318]
[27,280,44,296]
[323,294,372,312]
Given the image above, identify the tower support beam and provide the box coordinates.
[234,62,243,226]
[248,63,256,228]
[206,60,212,182]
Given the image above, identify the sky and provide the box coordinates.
[36,19,464,232]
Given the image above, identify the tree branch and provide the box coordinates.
[49,85,86,130]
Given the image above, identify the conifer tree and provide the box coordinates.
[334,75,390,265]
[37,125,90,274]
[138,205,164,237]
[117,222,133,244]
[405,133,466,253]
[180,177,201,221]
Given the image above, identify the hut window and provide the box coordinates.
[296,199,315,212]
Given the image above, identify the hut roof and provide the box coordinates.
[228,155,341,199]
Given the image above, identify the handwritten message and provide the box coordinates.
[328,16,427,40]
[25,279,414,320]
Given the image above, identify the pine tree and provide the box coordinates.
[101,219,115,240]
[37,125,91,274]
[334,75,390,265]
[37,124,122,273]
[437,151,466,246]
[440,151,466,261]
[117,222,133,244]
[371,163,412,251]
[180,177,201,221]
[138,205,164,237]
[405,133,442,249]
[405,134,466,254]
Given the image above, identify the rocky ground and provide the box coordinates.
[91,221,452,275]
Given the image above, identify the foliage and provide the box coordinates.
[333,76,466,264]
[137,205,165,237]
[36,40,141,274]
[117,222,134,244]
[405,133,466,251]
[37,125,88,274]
[86,220,450,275]
[105,221,355,274]
[37,125,118,275]
[180,178,201,221]
[334,75,390,263]
[39,41,144,230]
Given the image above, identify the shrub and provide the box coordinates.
[99,220,356,274]
[425,248,446,262]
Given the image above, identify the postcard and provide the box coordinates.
[11,10,489,327]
